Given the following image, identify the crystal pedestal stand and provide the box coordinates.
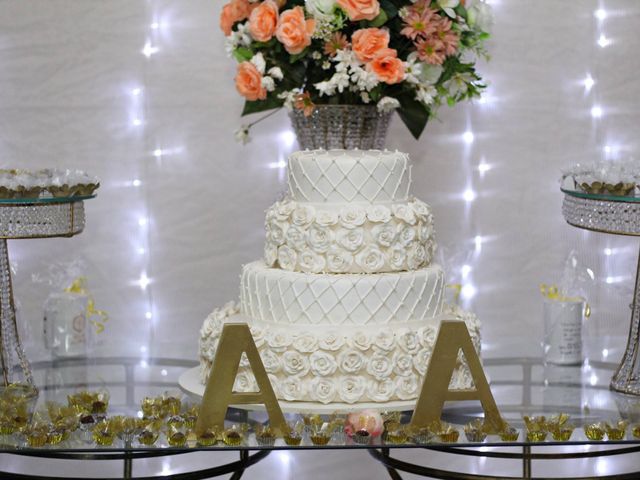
[0,198,88,388]
[562,191,640,395]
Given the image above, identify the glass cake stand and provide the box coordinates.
[1,355,640,479]
[0,195,94,388]
[561,188,640,395]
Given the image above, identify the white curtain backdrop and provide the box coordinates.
[1,0,638,364]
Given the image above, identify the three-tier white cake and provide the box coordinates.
[199,150,480,405]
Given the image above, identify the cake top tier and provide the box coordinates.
[288,150,412,204]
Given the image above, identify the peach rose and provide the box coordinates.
[336,0,380,21]
[352,28,389,63]
[249,0,279,42]
[367,48,405,84]
[220,0,254,36]
[275,7,315,54]
[235,61,267,101]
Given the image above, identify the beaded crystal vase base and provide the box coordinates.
[289,105,392,150]
[0,199,89,388]
[562,192,640,396]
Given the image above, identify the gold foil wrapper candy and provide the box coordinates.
[584,423,606,441]
[67,390,109,415]
[464,420,488,443]
[547,414,574,441]
[523,416,547,431]
[283,422,304,446]
[167,428,187,447]
[197,428,219,447]
[580,181,636,197]
[526,429,548,442]
[166,415,185,430]
[407,425,433,445]
[92,420,116,446]
[255,425,278,447]
[498,426,520,442]
[47,425,69,445]
[605,421,628,441]
[427,421,459,443]
[632,424,640,439]
[222,424,247,447]
[25,428,48,448]
[310,432,332,446]
[162,394,182,417]
[384,422,408,445]
[137,428,159,446]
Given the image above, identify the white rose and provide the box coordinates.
[413,348,432,376]
[292,333,318,353]
[212,307,227,322]
[466,0,493,32]
[275,199,295,221]
[309,351,338,376]
[367,379,395,402]
[266,331,292,352]
[410,199,431,219]
[355,246,385,273]
[393,204,417,225]
[339,205,366,229]
[315,209,338,227]
[308,225,333,253]
[222,301,239,316]
[367,205,391,223]
[395,373,420,400]
[393,353,414,376]
[267,219,286,245]
[233,370,257,392]
[318,331,345,351]
[298,248,326,273]
[407,242,427,269]
[398,226,416,246]
[305,0,336,20]
[348,331,372,351]
[366,353,394,381]
[249,325,265,348]
[337,228,364,252]
[418,325,437,348]
[277,245,297,271]
[337,349,365,374]
[326,246,354,272]
[291,205,315,226]
[373,330,395,351]
[264,242,278,266]
[372,224,397,247]
[282,350,311,376]
[338,376,366,404]
[280,376,306,401]
[418,222,433,242]
[397,330,421,354]
[260,350,282,374]
[387,246,406,270]
[200,316,217,339]
[286,225,307,251]
[310,377,337,404]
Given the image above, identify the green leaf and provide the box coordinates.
[396,94,430,140]
[379,0,398,19]
[365,9,388,27]
[289,51,307,63]
[241,95,284,116]
[232,47,253,62]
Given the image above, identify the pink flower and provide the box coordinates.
[400,9,438,40]
[345,409,384,437]
[435,17,459,56]
[414,36,446,65]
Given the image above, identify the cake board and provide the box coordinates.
[179,367,417,415]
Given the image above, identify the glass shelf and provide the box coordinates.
[1,355,639,454]
[561,188,640,204]
[0,194,96,205]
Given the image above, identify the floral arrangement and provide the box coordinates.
[220,0,493,142]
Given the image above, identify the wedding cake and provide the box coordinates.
[199,150,481,405]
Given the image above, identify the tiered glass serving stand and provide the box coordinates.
[561,188,640,395]
[0,195,93,388]
[1,356,640,480]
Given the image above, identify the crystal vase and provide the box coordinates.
[289,105,393,150]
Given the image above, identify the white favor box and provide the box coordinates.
[543,298,585,365]
[43,292,90,357]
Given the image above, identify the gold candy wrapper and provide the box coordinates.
[584,423,606,441]
[137,429,159,446]
[605,421,628,441]
[579,181,636,197]
[498,426,520,442]
[197,428,219,447]
[255,425,278,447]
[464,420,488,443]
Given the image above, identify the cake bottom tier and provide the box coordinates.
[199,302,481,404]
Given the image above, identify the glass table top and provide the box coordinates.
[0,194,96,205]
[1,355,639,454]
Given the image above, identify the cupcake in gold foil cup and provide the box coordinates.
[498,426,519,442]
[283,422,304,446]
[222,424,247,447]
[137,428,159,446]
[584,423,605,441]
[197,428,219,447]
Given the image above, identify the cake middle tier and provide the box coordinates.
[240,261,445,326]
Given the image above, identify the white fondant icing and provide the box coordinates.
[288,150,411,204]
[265,197,436,273]
[240,261,445,326]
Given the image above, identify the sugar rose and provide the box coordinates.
[367,48,405,84]
[235,61,267,101]
[249,0,279,42]
[336,0,380,21]
[276,6,315,54]
[352,28,389,63]
[220,0,254,36]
